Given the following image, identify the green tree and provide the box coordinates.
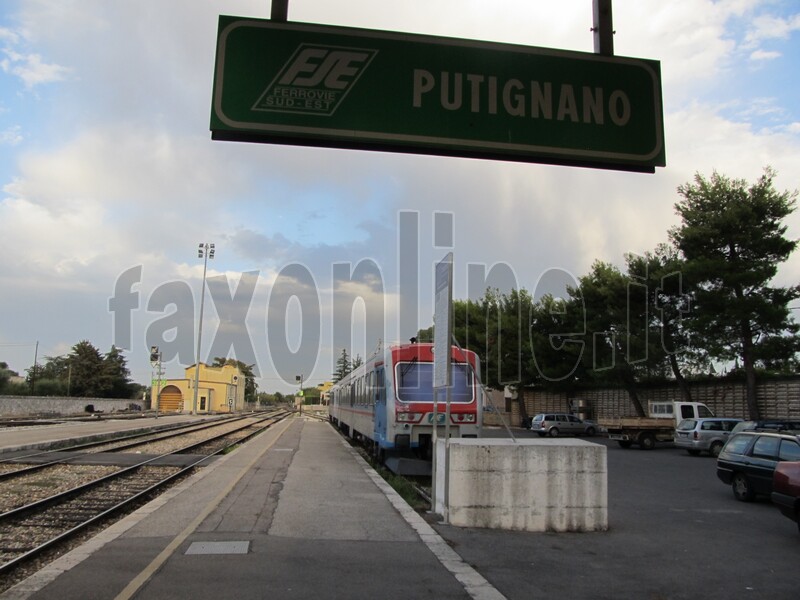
[351,354,364,370]
[25,355,71,396]
[529,293,587,389]
[103,346,134,398]
[333,348,351,382]
[68,340,107,397]
[625,245,711,401]
[211,357,258,403]
[670,168,800,419]
[0,361,13,392]
[37,355,70,381]
[572,261,650,416]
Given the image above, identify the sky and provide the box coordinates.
[1,0,799,394]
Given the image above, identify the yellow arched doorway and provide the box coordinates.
[158,385,184,413]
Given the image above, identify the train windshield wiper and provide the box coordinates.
[400,357,418,379]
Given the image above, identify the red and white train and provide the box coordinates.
[329,342,482,461]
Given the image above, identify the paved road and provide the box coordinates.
[431,432,798,599]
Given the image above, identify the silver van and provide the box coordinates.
[674,417,743,457]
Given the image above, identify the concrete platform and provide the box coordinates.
[2,416,503,600]
[0,415,222,455]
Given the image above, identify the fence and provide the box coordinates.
[515,377,800,426]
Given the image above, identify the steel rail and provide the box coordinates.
[0,411,282,480]
[0,415,234,465]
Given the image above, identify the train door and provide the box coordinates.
[373,366,387,450]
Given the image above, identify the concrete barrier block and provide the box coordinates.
[435,438,607,532]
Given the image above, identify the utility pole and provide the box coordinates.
[150,345,163,418]
[31,340,39,395]
[296,374,303,414]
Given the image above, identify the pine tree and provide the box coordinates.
[670,168,800,419]
[333,348,351,382]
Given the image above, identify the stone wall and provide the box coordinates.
[0,396,144,417]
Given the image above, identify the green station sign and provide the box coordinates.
[211,16,665,172]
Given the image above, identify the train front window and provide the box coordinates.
[395,362,474,403]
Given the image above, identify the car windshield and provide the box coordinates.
[723,434,752,455]
[697,406,714,418]
[677,419,696,431]
[732,421,755,434]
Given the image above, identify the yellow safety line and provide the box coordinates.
[114,418,295,600]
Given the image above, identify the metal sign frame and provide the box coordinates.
[211,17,665,172]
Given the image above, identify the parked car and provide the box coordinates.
[731,419,800,434]
[674,417,743,457]
[528,413,597,437]
[772,461,800,534]
[716,431,800,501]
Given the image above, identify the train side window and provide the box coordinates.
[376,369,384,395]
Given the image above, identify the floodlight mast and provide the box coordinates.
[192,242,215,415]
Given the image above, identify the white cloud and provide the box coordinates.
[0,26,19,44]
[750,49,781,60]
[745,12,800,45]
[0,125,22,145]
[1,46,69,88]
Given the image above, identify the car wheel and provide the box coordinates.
[687,449,701,456]
[585,427,596,437]
[549,427,559,437]
[732,473,755,502]
[639,433,656,450]
[709,442,724,458]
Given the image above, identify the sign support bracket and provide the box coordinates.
[592,0,614,56]
[271,0,288,22]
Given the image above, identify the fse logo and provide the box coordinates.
[253,44,378,116]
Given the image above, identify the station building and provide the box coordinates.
[152,363,245,414]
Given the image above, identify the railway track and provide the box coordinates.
[0,411,277,482]
[0,410,290,583]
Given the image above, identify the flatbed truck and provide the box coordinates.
[598,401,715,450]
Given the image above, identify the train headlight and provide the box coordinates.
[451,413,476,423]
[397,412,423,423]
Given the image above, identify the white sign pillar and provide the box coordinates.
[432,252,453,521]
